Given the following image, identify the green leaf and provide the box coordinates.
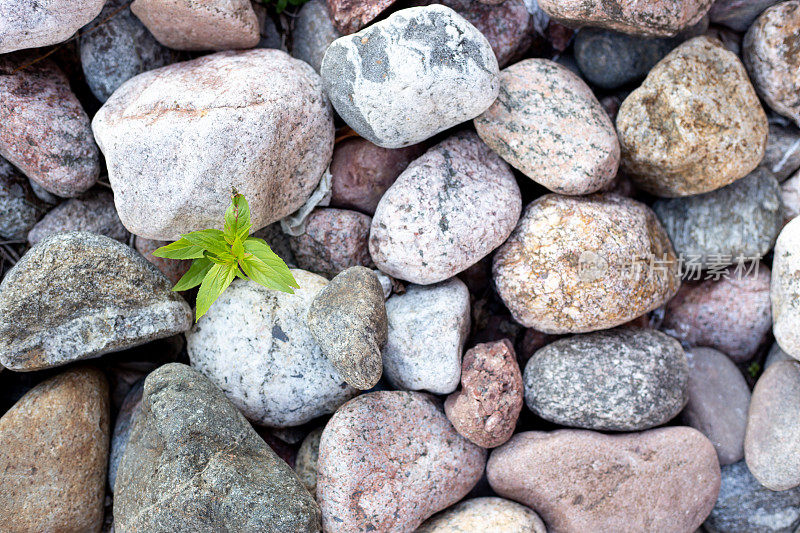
[244,238,300,288]
[224,194,252,243]
[231,239,244,261]
[240,254,297,293]
[151,238,206,260]
[195,261,238,321]
[181,228,230,257]
[172,257,213,291]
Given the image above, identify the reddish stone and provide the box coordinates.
[134,236,192,286]
[326,0,398,34]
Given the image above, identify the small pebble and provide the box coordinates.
[27,190,130,246]
[292,0,341,72]
[326,0,397,34]
[0,157,42,240]
[295,428,323,496]
[417,497,546,533]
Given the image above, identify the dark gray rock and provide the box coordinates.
[0,232,192,371]
[79,0,178,102]
[0,157,42,239]
[653,167,783,268]
[765,341,796,370]
[681,348,751,465]
[709,0,781,31]
[523,328,689,431]
[306,266,387,390]
[704,460,800,533]
[762,121,800,182]
[108,378,143,493]
[292,0,341,71]
[27,190,130,246]
[114,363,321,532]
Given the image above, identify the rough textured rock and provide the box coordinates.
[487,427,721,533]
[114,363,321,531]
[524,328,688,431]
[705,460,800,533]
[187,272,358,427]
[618,36,768,197]
[317,391,486,532]
[653,168,783,268]
[661,264,773,362]
[444,339,523,448]
[329,138,423,215]
[417,497,546,533]
[370,132,521,284]
[743,2,800,127]
[289,207,373,278]
[307,266,387,389]
[782,170,800,222]
[326,0,397,34]
[292,0,341,71]
[745,360,800,490]
[682,348,751,465]
[321,6,499,148]
[80,0,178,103]
[771,217,800,358]
[134,236,192,285]
[0,368,109,533]
[92,49,334,240]
[763,122,800,181]
[493,194,680,333]
[0,56,99,197]
[475,59,619,195]
[295,428,323,496]
[130,0,260,51]
[0,158,41,239]
[0,232,192,371]
[109,379,143,493]
[709,0,780,31]
[0,0,106,53]
[383,278,471,394]
[27,190,130,246]
[537,0,713,36]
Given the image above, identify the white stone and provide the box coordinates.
[772,217,800,359]
[0,0,106,54]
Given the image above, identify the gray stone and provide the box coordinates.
[765,342,796,370]
[108,378,143,493]
[524,328,688,431]
[0,158,42,240]
[306,266,387,390]
[782,170,800,222]
[92,49,334,240]
[417,497,547,533]
[320,5,499,148]
[27,190,130,246]
[80,0,179,103]
[771,217,800,358]
[762,122,800,182]
[114,363,321,532]
[292,0,341,71]
[0,232,193,371]
[682,348,750,465]
[653,168,783,268]
[383,278,471,394]
[187,272,358,427]
[369,132,521,284]
[704,460,800,533]
[0,0,106,53]
[295,428,323,496]
[709,0,781,31]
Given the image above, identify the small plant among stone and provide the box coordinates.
[153,192,298,321]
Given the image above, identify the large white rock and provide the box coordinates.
[320,5,499,148]
[92,49,334,240]
[772,217,800,359]
[0,0,106,54]
[186,271,358,428]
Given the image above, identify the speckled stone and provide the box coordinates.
[537,0,713,36]
[618,36,768,197]
[682,348,751,465]
[661,264,773,362]
[743,2,800,127]
[326,0,397,34]
[417,497,546,533]
[329,138,424,215]
[745,360,800,490]
[108,379,143,493]
[445,339,523,448]
[0,0,106,53]
[295,428,323,496]
[487,427,721,533]
[80,0,178,103]
[92,49,334,241]
[370,132,521,284]
[705,460,800,533]
[0,368,109,533]
[0,56,99,197]
[492,194,680,334]
[475,59,619,195]
[133,236,192,285]
[306,266,387,389]
[0,232,192,371]
[187,272,358,427]
[321,6,499,148]
[763,122,800,182]
[292,0,341,71]
[130,0,259,51]
[524,328,688,431]
[317,391,486,532]
[771,217,800,358]
[114,363,321,532]
[288,207,373,278]
[383,278,471,394]
[0,158,42,240]
[782,170,800,222]
[27,190,130,246]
